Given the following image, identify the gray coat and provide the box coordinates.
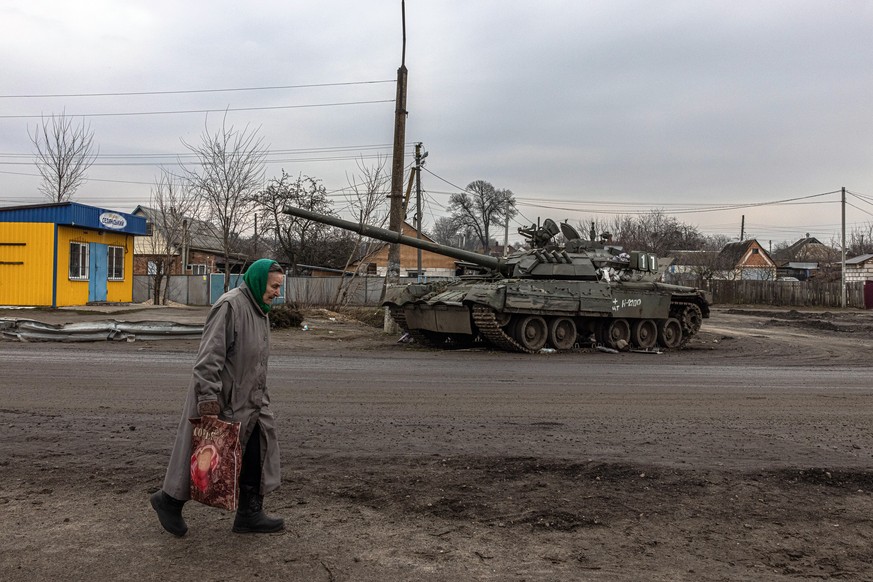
[162,283,280,499]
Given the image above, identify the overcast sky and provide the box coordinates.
[2,1,872,245]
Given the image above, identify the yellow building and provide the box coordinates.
[0,202,146,307]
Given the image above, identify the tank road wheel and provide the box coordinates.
[601,318,631,350]
[548,317,577,351]
[513,315,548,352]
[632,319,658,350]
[678,304,703,336]
[494,311,512,328]
[657,318,683,349]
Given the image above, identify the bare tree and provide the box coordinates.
[848,221,873,256]
[576,211,704,256]
[146,170,201,304]
[182,116,266,291]
[448,180,517,254]
[430,216,460,246]
[29,111,98,202]
[252,170,333,275]
[430,216,478,250]
[333,156,391,305]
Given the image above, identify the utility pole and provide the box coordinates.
[253,214,258,260]
[387,0,408,288]
[740,215,745,241]
[841,186,846,308]
[181,218,189,275]
[414,142,427,281]
[503,201,510,257]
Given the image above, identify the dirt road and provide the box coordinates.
[1,306,872,581]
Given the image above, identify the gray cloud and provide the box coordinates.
[1,0,871,242]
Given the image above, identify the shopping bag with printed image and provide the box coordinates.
[189,416,242,511]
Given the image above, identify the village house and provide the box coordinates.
[663,250,720,286]
[716,239,777,280]
[771,235,838,280]
[844,253,873,283]
[131,206,248,276]
[350,221,458,278]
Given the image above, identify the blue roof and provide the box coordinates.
[0,202,146,235]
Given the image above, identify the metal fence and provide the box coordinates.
[133,274,210,305]
[133,275,429,307]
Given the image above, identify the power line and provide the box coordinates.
[0,153,400,168]
[0,143,395,159]
[419,176,842,215]
[422,168,468,193]
[0,147,413,168]
[0,80,396,99]
[848,191,873,207]
[846,201,873,219]
[409,168,861,234]
[0,99,394,119]
[0,169,155,186]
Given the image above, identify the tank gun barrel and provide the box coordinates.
[282,206,506,274]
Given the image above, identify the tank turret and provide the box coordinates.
[282,205,711,354]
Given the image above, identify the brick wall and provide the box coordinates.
[845,262,873,282]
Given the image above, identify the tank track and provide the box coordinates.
[471,306,531,354]
[387,305,409,331]
[670,300,703,349]
[402,302,702,353]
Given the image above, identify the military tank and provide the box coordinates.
[283,206,711,353]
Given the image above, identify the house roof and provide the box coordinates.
[846,253,873,265]
[771,236,836,264]
[719,240,758,265]
[358,221,436,258]
[666,250,719,266]
[133,205,226,253]
[0,201,147,235]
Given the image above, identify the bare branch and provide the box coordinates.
[181,114,267,291]
[29,110,98,202]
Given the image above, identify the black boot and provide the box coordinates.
[232,485,284,534]
[150,490,188,537]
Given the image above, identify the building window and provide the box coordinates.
[752,248,759,254]
[108,246,124,280]
[188,263,207,275]
[70,242,89,280]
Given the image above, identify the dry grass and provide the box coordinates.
[333,306,387,328]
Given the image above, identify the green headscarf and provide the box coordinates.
[243,259,280,313]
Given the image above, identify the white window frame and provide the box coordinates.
[108,246,124,281]
[69,242,89,280]
[188,263,207,275]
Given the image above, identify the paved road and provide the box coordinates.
[2,344,870,471]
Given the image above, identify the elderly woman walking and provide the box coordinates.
[151,259,286,536]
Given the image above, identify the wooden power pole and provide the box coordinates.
[387,0,408,286]
[841,186,846,308]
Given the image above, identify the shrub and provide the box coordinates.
[270,303,304,329]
